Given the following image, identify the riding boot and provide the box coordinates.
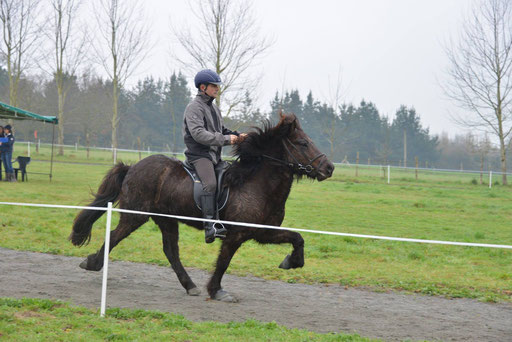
[8,173,16,182]
[200,193,227,243]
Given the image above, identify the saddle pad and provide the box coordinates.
[182,162,230,212]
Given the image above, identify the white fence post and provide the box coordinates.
[489,171,492,189]
[75,143,78,151]
[113,148,117,165]
[27,142,30,157]
[100,202,113,317]
[387,165,390,184]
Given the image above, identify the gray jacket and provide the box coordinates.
[183,91,238,164]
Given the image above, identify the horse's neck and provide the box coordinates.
[255,162,294,207]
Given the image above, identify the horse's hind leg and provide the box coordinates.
[207,232,246,302]
[153,217,200,296]
[80,213,148,271]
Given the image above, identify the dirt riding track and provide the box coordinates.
[1,247,510,341]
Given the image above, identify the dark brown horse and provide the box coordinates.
[70,113,334,302]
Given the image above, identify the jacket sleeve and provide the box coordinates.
[185,103,230,146]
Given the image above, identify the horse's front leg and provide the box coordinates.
[207,232,245,302]
[253,229,305,269]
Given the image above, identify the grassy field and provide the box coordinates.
[0,298,375,341]
[0,147,511,303]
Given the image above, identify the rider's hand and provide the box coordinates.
[231,133,248,144]
[238,133,248,143]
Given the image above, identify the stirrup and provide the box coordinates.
[213,222,227,239]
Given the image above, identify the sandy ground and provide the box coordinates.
[0,247,510,341]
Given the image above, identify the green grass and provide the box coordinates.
[0,298,376,341]
[1,145,511,303]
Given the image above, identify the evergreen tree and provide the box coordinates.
[391,105,439,166]
[163,72,191,152]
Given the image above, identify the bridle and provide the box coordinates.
[262,138,326,174]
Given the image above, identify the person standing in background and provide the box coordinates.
[0,124,16,182]
[0,125,3,181]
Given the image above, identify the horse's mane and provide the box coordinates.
[224,114,297,188]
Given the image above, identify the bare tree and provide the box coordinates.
[444,0,512,185]
[93,0,150,152]
[172,0,273,116]
[42,0,87,155]
[324,68,345,159]
[0,0,41,108]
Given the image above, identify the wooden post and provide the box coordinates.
[403,129,407,167]
[86,133,90,159]
[480,155,484,185]
[368,157,371,165]
[137,137,142,161]
[356,152,359,177]
[415,156,418,180]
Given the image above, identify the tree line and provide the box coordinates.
[1,0,511,177]
[5,68,511,172]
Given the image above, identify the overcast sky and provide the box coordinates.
[132,0,475,137]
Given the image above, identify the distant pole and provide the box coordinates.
[387,165,390,184]
[100,202,113,317]
[403,130,407,167]
[137,137,142,161]
[113,148,117,165]
[86,133,90,159]
[489,170,492,189]
[27,142,30,157]
[415,157,418,180]
[356,152,359,177]
[50,124,55,182]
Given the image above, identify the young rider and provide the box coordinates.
[183,69,246,243]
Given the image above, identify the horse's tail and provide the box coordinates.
[69,162,130,247]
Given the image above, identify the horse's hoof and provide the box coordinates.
[79,259,89,270]
[213,289,238,303]
[187,287,201,296]
[79,256,102,271]
[279,254,292,269]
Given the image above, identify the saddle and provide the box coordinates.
[182,160,230,214]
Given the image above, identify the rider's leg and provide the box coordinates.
[192,158,226,243]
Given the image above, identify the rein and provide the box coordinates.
[262,138,326,174]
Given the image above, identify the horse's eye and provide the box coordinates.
[297,139,308,147]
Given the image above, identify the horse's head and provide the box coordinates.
[271,113,335,181]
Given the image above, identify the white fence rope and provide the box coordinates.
[0,201,511,250]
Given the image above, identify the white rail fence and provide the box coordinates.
[16,140,512,187]
[1,201,511,317]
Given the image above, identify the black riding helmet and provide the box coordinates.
[194,69,222,89]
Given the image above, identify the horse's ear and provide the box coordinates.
[277,114,297,137]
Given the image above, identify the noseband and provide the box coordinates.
[262,138,326,174]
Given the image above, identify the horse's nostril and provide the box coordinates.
[326,163,334,175]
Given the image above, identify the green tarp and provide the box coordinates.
[0,101,58,124]
[0,101,57,181]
